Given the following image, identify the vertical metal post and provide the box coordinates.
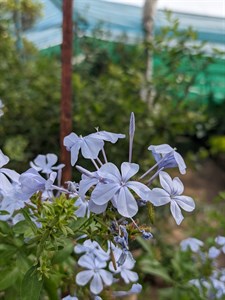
[142,0,158,107]
[60,0,73,183]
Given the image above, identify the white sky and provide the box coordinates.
[106,0,225,18]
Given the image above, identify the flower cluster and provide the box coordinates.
[0,112,195,298]
[181,236,225,299]
[74,239,140,297]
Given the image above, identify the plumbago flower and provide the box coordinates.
[79,162,152,218]
[92,162,149,217]
[0,112,197,299]
[30,153,64,174]
[19,168,57,199]
[181,236,225,299]
[64,130,125,166]
[109,247,139,284]
[149,171,195,225]
[180,238,204,253]
[148,144,186,174]
[76,255,113,295]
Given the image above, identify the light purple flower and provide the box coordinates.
[62,296,78,300]
[113,283,142,297]
[76,255,113,295]
[74,239,109,262]
[0,183,29,220]
[91,162,151,218]
[215,236,225,254]
[89,131,125,143]
[19,168,56,198]
[148,144,186,174]
[30,153,64,174]
[109,247,138,284]
[180,238,204,252]
[0,150,20,191]
[208,246,221,259]
[64,131,125,166]
[149,171,195,225]
[74,197,90,218]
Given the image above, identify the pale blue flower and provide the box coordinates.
[0,150,20,191]
[113,283,142,297]
[180,237,204,252]
[215,236,225,254]
[148,144,186,174]
[76,255,113,295]
[64,131,125,166]
[74,239,109,262]
[30,153,64,174]
[149,171,195,225]
[74,197,90,218]
[62,296,78,300]
[0,183,29,220]
[19,168,56,198]
[208,246,221,259]
[90,131,125,143]
[91,162,151,218]
[109,247,138,284]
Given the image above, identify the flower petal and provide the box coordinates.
[90,131,125,143]
[70,143,81,166]
[76,270,93,286]
[116,187,138,218]
[98,270,113,286]
[147,188,171,206]
[98,163,121,182]
[173,195,195,212]
[81,136,104,159]
[170,200,184,225]
[0,150,9,168]
[0,173,15,192]
[121,162,139,182]
[91,183,120,205]
[121,269,138,284]
[148,144,173,154]
[90,273,103,295]
[0,168,20,183]
[89,199,108,214]
[78,255,95,269]
[64,133,79,150]
[172,177,184,195]
[33,155,46,168]
[174,151,186,174]
[79,177,99,198]
[159,171,173,194]
[46,153,58,167]
[126,181,150,199]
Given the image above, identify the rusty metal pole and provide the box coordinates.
[60,0,73,183]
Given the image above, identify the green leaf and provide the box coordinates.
[0,267,19,290]
[140,263,172,283]
[0,245,17,265]
[0,220,11,234]
[51,241,73,264]
[21,209,37,234]
[13,220,29,235]
[44,278,59,300]
[21,266,43,300]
